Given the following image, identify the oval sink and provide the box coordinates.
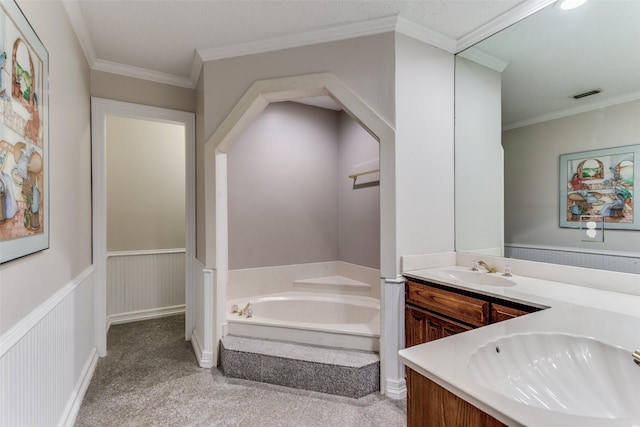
[427,270,516,287]
[468,333,640,419]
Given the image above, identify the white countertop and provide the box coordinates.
[398,265,640,427]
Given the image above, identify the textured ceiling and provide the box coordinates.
[74,0,527,82]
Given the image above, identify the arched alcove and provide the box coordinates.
[204,72,403,396]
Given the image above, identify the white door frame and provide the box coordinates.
[91,97,196,356]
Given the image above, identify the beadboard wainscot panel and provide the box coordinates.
[0,266,96,427]
[191,258,215,368]
[505,244,640,275]
[107,249,185,327]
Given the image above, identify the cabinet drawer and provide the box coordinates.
[407,281,489,327]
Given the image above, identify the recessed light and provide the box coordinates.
[559,0,588,10]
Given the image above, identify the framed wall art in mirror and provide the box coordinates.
[0,0,49,264]
[560,145,637,230]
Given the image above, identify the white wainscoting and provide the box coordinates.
[0,266,96,427]
[107,249,185,328]
[191,258,215,368]
[505,244,640,274]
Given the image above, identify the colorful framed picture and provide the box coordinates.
[0,0,49,263]
[560,145,638,230]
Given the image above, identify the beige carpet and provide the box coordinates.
[75,315,406,426]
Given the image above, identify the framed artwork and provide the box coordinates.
[560,145,638,230]
[0,0,48,263]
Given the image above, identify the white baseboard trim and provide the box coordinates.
[191,327,214,369]
[57,347,98,427]
[385,378,407,400]
[191,328,215,369]
[107,304,185,330]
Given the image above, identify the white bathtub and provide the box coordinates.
[226,291,380,351]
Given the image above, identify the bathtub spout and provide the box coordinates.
[238,302,252,317]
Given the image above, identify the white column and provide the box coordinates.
[381,275,406,399]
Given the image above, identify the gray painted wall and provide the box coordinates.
[503,99,640,253]
[1,1,92,333]
[91,70,196,113]
[227,102,339,269]
[338,112,380,268]
[227,102,380,270]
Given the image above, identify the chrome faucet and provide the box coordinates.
[633,350,640,366]
[477,260,498,273]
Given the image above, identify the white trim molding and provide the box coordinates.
[381,276,406,398]
[91,98,196,356]
[0,266,96,427]
[0,265,95,357]
[58,348,98,427]
[191,265,215,369]
[107,305,186,330]
[456,0,556,52]
[107,248,186,257]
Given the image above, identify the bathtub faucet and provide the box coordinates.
[238,302,253,317]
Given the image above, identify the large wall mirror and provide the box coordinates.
[455,0,640,274]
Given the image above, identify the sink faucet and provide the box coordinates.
[477,260,498,273]
[634,350,640,366]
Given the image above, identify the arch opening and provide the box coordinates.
[204,72,399,396]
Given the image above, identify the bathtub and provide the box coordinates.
[226,291,380,352]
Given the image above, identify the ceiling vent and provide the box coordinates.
[573,89,601,99]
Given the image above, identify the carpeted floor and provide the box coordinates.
[75,315,406,426]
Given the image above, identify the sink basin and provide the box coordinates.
[468,333,640,419]
[427,269,516,287]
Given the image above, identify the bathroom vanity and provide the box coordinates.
[405,279,543,348]
[399,257,640,427]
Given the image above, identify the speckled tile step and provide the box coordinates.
[220,336,380,398]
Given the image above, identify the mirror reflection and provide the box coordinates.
[455,0,640,274]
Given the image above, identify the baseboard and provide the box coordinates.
[191,327,214,369]
[107,304,185,330]
[57,347,98,427]
[385,377,407,400]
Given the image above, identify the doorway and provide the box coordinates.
[91,98,196,356]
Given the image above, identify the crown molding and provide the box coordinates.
[457,47,509,73]
[503,89,640,131]
[93,59,194,89]
[63,0,97,67]
[456,0,556,52]
[395,16,457,53]
[192,15,456,83]
[197,15,398,64]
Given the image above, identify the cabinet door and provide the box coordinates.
[407,368,507,427]
[491,303,531,323]
[406,306,429,348]
[405,305,473,347]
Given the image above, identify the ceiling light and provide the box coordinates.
[559,0,588,10]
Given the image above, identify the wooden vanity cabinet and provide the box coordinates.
[407,368,507,427]
[404,279,542,348]
[404,278,542,427]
